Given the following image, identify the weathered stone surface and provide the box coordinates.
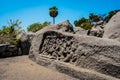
[74,27,87,35]
[34,20,74,34]
[88,20,104,37]
[0,44,8,53]
[57,20,74,32]
[29,22,120,79]
[0,29,33,58]
[16,29,30,55]
[103,11,120,41]
[36,55,119,80]
[27,32,35,44]
[0,44,21,58]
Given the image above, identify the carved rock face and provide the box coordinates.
[29,21,120,79]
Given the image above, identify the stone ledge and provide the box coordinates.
[33,55,119,80]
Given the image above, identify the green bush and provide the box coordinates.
[0,19,22,45]
[27,21,51,32]
[74,17,93,30]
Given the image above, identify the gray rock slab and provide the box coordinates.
[103,11,120,42]
[29,21,120,79]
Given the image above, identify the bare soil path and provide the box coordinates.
[0,56,78,80]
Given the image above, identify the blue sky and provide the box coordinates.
[0,0,120,30]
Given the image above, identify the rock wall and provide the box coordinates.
[29,29,120,79]
[16,29,31,55]
[0,30,33,58]
[0,44,21,58]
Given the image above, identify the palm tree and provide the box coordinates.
[49,6,58,24]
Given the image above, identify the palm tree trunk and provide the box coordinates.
[53,17,55,24]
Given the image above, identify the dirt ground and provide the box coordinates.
[0,56,79,80]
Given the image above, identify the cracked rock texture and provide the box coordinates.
[29,20,120,79]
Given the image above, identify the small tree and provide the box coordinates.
[89,13,101,23]
[0,19,22,45]
[8,19,21,34]
[1,19,21,34]
[74,17,93,30]
[49,6,58,24]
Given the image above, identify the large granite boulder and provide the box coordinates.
[88,21,104,37]
[27,32,35,44]
[74,27,88,35]
[29,21,120,79]
[103,11,120,41]
[0,44,20,58]
[16,29,30,55]
[0,30,34,58]
[57,20,74,32]
[36,20,74,33]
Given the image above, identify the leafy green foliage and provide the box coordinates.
[1,26,11,34]
[74,9,120,30]
[0,19,21,35]
[49,6,58,24]
[74,13,103,30]
[74,17,93,30]
[89,13,101,22]
[27,21,51,32]
[0,19,22,45]
[89,10,120,23]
